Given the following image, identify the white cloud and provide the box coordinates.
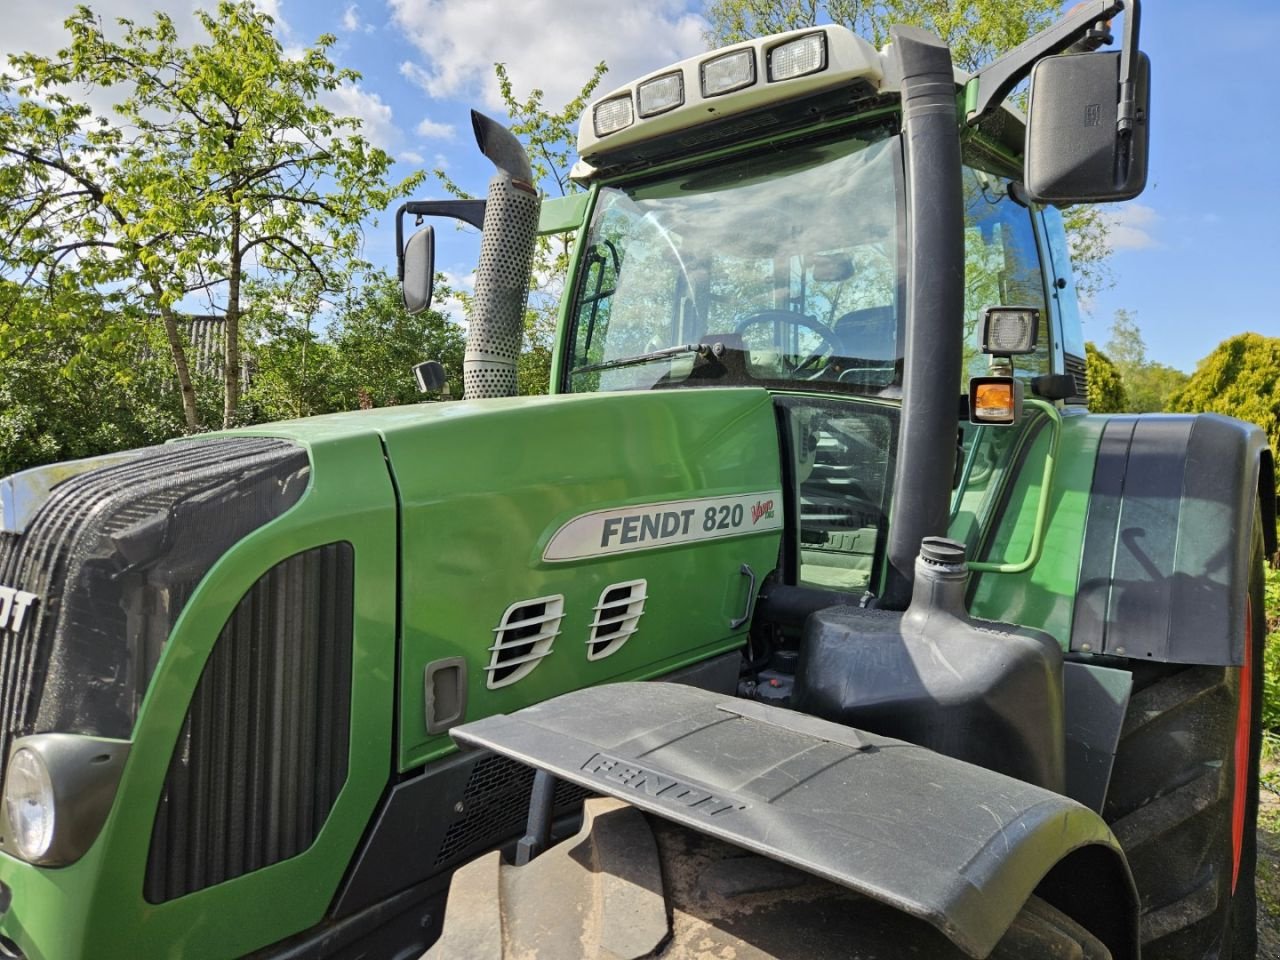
[322,83,401,150]
[415,117,455,140]
[399,149,425,165]
[341,4,374,34]
[389,0,706,110]
[1106,202,1159,251]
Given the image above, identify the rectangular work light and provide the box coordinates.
[593,95,634,137]
[638,72,684,117]
[980,306,1040,355]
[768,33,827,81]
[701,49,755,97]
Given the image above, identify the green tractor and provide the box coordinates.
[0,1,1271,957]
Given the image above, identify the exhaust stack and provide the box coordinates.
[464,111,540,398]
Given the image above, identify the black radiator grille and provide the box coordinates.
[0,438,306,800]
[1064,352,1088,406]
[433,754,593,868]
[145,542,354,902]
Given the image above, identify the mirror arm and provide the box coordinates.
[395,199,487,280]
[1116,0,1142,136]
[964,0,1129,125]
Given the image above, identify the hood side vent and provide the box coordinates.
[587,580,646,661]
[486,596,563,688]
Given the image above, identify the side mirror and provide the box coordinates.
[1024,50,1150,204]
[401,225,435,315]
[413,360,447,393]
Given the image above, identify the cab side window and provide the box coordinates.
[961,168,1051,382]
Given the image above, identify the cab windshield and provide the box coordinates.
[565,130,904,394]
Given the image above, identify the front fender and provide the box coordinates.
[451,681,1140,960]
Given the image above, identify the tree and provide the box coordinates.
[1103,308,1189,412]
[0,280,197,474]
[435,62,607,395]
[703,0,1113,299]
[1085,341,1127,413]
[1166,333,1280,452]
[0,2,422,430]
[241,270,466,422]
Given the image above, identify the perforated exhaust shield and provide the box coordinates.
[464,112,540,398]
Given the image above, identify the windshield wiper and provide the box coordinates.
[570,343,713,376]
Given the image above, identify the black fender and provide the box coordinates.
[450,682,1140,960]
[1072,413,1274,664]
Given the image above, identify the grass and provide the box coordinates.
[1264,562,1280,796]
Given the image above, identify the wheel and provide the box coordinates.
[735,310,843,377]
[1103,504,1265,959]
[424,797,1112,959]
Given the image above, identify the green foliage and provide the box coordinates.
[1103,309,1189,413]
[0,282,200,474]
[1,2,422,429]
[1084,341,1127,413]
[241,270,465,423]
[1166,333,1280,453]
[1264,563,1280,735]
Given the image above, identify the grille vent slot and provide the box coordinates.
[486,595,563,688]
[587,580,647,661]
[1064,352,1088,405]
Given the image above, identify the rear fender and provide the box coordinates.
[451,682,1139,960]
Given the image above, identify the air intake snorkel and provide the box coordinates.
[463,111,541,398]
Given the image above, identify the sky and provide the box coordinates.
[3,0,1278,372]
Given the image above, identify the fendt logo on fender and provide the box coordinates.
[582,753,746,818]
[0,585,38,637]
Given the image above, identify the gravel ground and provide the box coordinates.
[1257,763,1280,957]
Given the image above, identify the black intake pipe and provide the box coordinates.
[464,111,540,398]
[881,27,965,609]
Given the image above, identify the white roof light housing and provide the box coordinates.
[701,48,756,97]
[574,26,885,173]
[593,95,634,138]
[768,32,827,82]
[638,72,684,117]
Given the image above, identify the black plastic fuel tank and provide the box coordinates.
[792,537,1065,792]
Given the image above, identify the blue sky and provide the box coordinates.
[6,0,1278,372]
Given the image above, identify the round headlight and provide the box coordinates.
[6,747,55,861]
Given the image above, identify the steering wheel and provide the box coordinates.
[734,310,844,377]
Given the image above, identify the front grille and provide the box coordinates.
[0,438,307,799]
[1064,352,1088,405]
[146,543,354,902]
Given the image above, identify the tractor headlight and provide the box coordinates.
[701,48,755,97]
[593,95,634,137]
[638,72,684,117]
[6,748,55,861]
[767,33,827,81]
[1,734,130,866]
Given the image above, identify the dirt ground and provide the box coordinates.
[1257,761,1280,956]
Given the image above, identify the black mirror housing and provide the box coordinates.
[401,225,435,315]
[1024,50,1150,204]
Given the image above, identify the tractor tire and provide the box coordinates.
[423,796,1112,960]
[1102,506,1266,960]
